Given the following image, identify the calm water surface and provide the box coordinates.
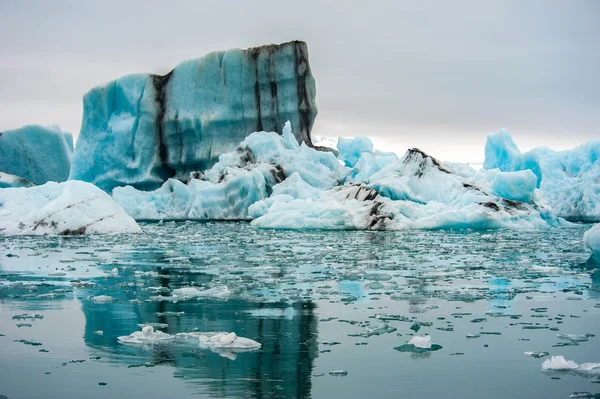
[1,222,599,399]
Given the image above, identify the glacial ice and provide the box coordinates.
[252,145,563,230]
[541,356,579,371]
[113,126,565,230]
[584,224,600,255]
[113,122,348,220]
[0,180,141,235]
[0,172,35,189]
[0,124,72,185]
[70,41,318,192]
[484,130,600,221]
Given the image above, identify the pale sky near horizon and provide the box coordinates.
[0,0,598,163]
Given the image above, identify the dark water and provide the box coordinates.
[0,222,599,399]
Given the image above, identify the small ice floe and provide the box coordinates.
[542,356,579,370]
[409,335,432,349]
[180,332,261,350]
[118,327,261,359]
[557,333,594,343]
[90,295,114,304]
[569,393,593,399]
[524,351,549,358]
[541,356,600,376]
[48,271,67,277]
[137,323,168,329]
[117,326,175,344]
[394,335,442,353]
[151,285,230,302]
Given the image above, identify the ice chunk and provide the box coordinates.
[177,331,261,350]
[584,224,600,255]
[337,136,374,167]
[408,335,432,349]
[541,356,579,370]
[0,172,35,188]
[0,180,141,235]
[0,125,72,185]
[90,295,114,304]
[253,149,564,230]
[484,131,600,221]
[70,41,318,192]
[117,326,176,344]
[113,124,349,220]
[113,170,267,221]
[168,285,230,301]
[490,170,537,203]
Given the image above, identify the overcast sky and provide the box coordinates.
[1,0,598,163]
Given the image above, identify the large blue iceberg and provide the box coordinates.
[70,41,318,192]
[484,130,600,221]
[0,124,72,186]
[113,124,565,230]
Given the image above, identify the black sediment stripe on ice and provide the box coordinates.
[152,71,176,178]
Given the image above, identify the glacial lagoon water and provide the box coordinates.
[1,223,599,399]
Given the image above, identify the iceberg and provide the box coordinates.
[484,130,600,221]
[113,127,565,230]
[252,146,564,230]
[0,180,141,235]
[0,124,72,185]
[113,122,348,220]
[70,40,318,192]
[584,224,600,255]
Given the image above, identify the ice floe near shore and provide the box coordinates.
[0,180,141,235]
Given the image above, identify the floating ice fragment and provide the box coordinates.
[117,326,176,344]
[409,335,432,349]
[570,393,593,398]
[541,356,579,370]
[90,295,114,304]
[557,333,593,342]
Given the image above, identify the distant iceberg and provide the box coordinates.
[0,180,140,235]
[0,124,72,185]
[113,123,565,230]
[70,41,318,192]
[484,130,600,221]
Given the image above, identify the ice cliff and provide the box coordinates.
[0,181,141,235]
[0,125,72,186]
[70,40,318,192]
[114,124,564,230]
[484,130,600,221]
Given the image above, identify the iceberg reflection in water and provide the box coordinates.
[0,222,599,399]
